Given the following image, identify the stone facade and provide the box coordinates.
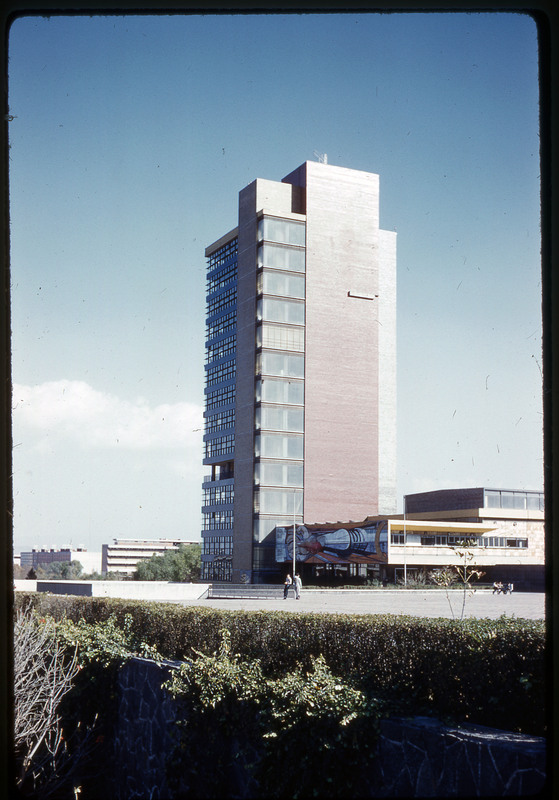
[111,658,547,798]
[376,717,546,797]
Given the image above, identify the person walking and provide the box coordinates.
[283,573,292,599]
[294,573,302,599]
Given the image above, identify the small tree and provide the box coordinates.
[429,539,485,620]
[13,608,94,798]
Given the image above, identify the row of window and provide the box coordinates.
[257,269,305,300]
[205,408,235,434]
[255,460,304,488]
[203,484,235,506]
[206,360,236,387]
[256,323,305,352]
[257,296,305,326]
[258,217,305,247]
[254,432,303,460]
[203,509,234,530]
[258,241,305,273]
[254,488,304,516]
[201,560,232,581]
[207,286,237,318]
[207,310,236,340]
[205,385,235,410]
[253,515,303,543]
[255,404,304,433]
[207,261,237,294]
[484,490,544,511]
[203,535,233,555]
[207,238,238,271]
[256,351,305,380]
[390,533,529,548]
[206,334,236,364]
[255,377,304,406]
[205,434,235,459]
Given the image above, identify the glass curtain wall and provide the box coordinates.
[253,215,305,578]
[201,236,238,582]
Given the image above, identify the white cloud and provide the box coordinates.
[12,380,204,450]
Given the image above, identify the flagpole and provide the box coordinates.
[292,490,296,578]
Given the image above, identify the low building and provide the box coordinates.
[101,538,198,576]
[19,546,102,574]
[402,487,544,591]
[274,487,544,591]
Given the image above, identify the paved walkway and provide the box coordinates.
[181,589,546,620]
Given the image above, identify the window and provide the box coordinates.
[205,434,235,458]
[257,323,304,352]
[255,461,303,487]
[207,285,237,317]
[207,261,237,293]
[206,334,236,363]
[256,378,304,406]
[257,217,305,246]
[205,385,235,411]
[258,270,305,299]
[257,297,305,325]
[203,484,234,506]
[257,351,304,379]
[203,535,233,555]
[206,360,236,386]
[207,310,236,340]
[207,237,238,270]
[254,488,303,515]
[526,494,543,511]
[255,404,304,433]
[506,538,528,548]
[205,408,235,434]
[255,432,303,460]
[258,243,305,272]
[421,536,436,546]
[391,533,405,545]
[203,509,234,530]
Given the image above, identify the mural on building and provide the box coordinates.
[275,522,388,564]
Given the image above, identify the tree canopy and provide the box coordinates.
[36,560,84,580]
[134,543,201,582]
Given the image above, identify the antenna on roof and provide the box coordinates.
[313,150,328,164]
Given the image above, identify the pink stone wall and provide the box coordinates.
[299,162,382,523]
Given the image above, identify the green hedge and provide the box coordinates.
[14,593,546,735]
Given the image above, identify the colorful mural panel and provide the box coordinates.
[275,522,388,564]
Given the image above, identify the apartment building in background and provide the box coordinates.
[101,538,196,576]
[201,160,397,583]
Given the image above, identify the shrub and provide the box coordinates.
[165,630,381,798]
[14,593,546,735]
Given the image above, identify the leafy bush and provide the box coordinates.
[165,630,380,798]
[14,593,546,735]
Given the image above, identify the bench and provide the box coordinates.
[208,584,285,600]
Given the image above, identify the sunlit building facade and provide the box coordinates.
[201,161,397,583]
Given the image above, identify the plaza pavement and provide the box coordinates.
[180,588,546,620]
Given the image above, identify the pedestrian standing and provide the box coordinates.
[283,573,292,599]
[294,573,302,599]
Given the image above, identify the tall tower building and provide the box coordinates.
[201,161,396,584]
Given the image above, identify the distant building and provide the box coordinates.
[202,160,397,583]
[101,538,198,575]
[19,546,102,574]
[275,487,544,591]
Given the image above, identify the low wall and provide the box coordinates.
[14,579,210,601]
[112,658,547,799]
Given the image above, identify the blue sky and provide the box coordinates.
[8,11,542,554]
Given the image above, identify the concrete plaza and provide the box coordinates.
[182,588,546,620]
